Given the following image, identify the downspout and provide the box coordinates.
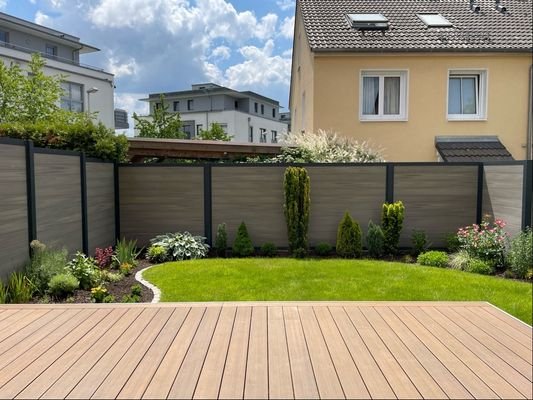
[527,64,533,160]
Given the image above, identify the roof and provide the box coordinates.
[298,0,533,52]
[435,136,514,162]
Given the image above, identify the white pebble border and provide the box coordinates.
[135,266,161,303]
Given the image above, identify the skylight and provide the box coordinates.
[417,13,453,27]
[347,14,390,30]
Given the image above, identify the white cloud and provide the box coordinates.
[280,16,294,39]
[34,11,51,26]
[210,45,231,60]
[0,0,6,10]
[276,0,295,11]
[107,55,138,78]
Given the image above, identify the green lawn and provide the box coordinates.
[143,258,533,324]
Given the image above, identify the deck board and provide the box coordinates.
[0,302,530,400]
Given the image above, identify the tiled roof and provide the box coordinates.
[299,0,533,52]
[435,137,514,162]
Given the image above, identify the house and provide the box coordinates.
[289,0,533,161]
[0,12,115,129]
[139,83,289,143]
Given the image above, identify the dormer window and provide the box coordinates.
[417,13,453,27]
[347,14,389,30]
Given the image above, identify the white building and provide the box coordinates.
[0,12,115,129]
[139,83,290,144]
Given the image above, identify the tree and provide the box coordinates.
[133,95,185,139]
[198,122,232,141]
[284,167,311,254]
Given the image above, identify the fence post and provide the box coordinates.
[80,153,89,254]
[385,164,394,203]
[204,165,213,246]
[114,161,121,245]
[25,140,36,255]
[522,160,532,230]
[476,164,484,224]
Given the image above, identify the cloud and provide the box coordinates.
[210,45,231,60]
[280,16,294,39]
[34,11,51,26]
[0,0,6,10]
[107,55,138,78]
[276,0,295,11]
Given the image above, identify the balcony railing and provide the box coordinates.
[0,40,105,72]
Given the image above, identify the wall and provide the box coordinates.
[295,52,531,161]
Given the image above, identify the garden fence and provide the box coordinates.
[1,137,532,278]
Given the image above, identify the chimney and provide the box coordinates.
[470,0,481,13]
[495,0,507,13]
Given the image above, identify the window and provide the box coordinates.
[173,101,180,112]
[45,44,57,58]
[60,82,83,112]
[271,130,278,143]
[234,100,239,110]
[447,70,487,120]
[187,99,194,111]
[254,102,258,113]
[360,70,408,121]
[417,13,453,27]
[196,124,203,135]
[155,102,162,110]
[261,104,265,115]
[272,108,276,118]
[0,30,9,44]
[260,128,267,143]
[347,14,389,30]
[219,123,228,133]
[249,126,254,142]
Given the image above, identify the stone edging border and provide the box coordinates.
[135,266,161,304]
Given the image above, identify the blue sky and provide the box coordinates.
[0,0,295,119]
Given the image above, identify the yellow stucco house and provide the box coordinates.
[289,0,533,161]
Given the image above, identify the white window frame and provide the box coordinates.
[447,69,488,121]
[359,70,409,122]
[60,81,84,112]
[260,128,267,143]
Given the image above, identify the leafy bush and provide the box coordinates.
[465,259,493,275]
[98,270,123,283]
[457,219,508,267]
[293,248,308,259]
[48,273,79,298]
[507,229,532,279]
[67,252,98,290]
[214,223,228,257]
[146,245,167,263]
[131,284,142,297]
[382,201,405,255]
[149,232,209,261]
[411,230,430,256]
[7,272,32,303]
[315,243,332,257]
[449,251,471,270]
[445,233,461,253]
[336,212,362,258]
[91,286,109,303]
[0,281,7,304]
[232,222,254,257]
[261,242,277,257]
[119,263,133,276]
[417,251,449,268]
[133,94,185,139]
[284,167,310,254]
[26,244,68,295]
[198,122,232,141]
[122,284,142,303]
[114,238,141,267]
[366,221,385,258]
[95,246,114,269]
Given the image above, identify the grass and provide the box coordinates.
[143,258,533,324]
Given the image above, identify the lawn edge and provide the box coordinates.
[135,265,161,303]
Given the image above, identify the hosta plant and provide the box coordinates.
[67,252,98,290]
[457,219,508,267]
[149,232,209,261]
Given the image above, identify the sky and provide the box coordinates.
[0,0,296,129]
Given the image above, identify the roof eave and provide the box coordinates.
[312,47,533,53]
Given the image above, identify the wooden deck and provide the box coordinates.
[0,302,531,399]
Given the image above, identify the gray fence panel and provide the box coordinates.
[86,162,115,254]
[34,153,83,254]
[0,144,29,279]
[119,167,204,247]
[395,165,478,247]
[483,165,524,237]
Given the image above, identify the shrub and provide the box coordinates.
[113,238,141,267]
[233,222,254,257]
[214,223,228,257]
[382,201,405,255]
[366,221,385,258]
[7,272,32,303]
[122,284,142,303]
[95,246,114,269]
[0,281,7,304]
[149,232,209,261]
[465,259,494,275]
[261,242,277,257]
[146,245,167,263]
[417,251,449,268]
[119,263,133,276]
[457,219,508,267]
[449,251,471,270]
[411,230,430,256]
[315,243,332,257]
[293,248,308,259]
[98,270,123,283]
[284,167,310,254]
[48,273,79,298]
[445,233,461,253]
[507,228,532,279]
[91,286,108,303]
[131,284,142,297]
[336,212,362,258]
[67,252,98,290]
[25,246,68,295]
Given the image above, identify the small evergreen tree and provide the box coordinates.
[336,212,362,258]
[382,201,405,255]
[366,220,385,258]
[284,167,310,254]
[198,122,232,141]
[133,94,185,139]
[232,222,254,257]
[214,223,228,257]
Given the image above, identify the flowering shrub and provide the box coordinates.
[90,286,108,303]
[457,219,508,267]
[94,246,113,268]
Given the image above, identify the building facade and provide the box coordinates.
[0,12,115,129]
[140,83,289,144]
[290,0,533,161]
